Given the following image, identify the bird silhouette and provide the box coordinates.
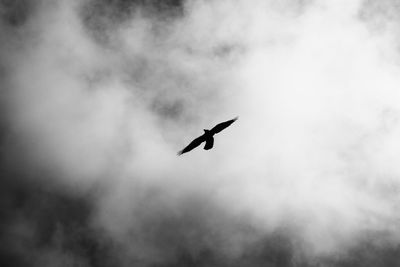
[178,117,238,155]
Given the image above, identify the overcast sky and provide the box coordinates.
[2,0,400,266]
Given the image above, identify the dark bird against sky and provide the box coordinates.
[178,117,238,155]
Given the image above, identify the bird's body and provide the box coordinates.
[178,117,238,155]
[203,135,214,150]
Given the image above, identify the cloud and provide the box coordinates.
[2,0,400,266]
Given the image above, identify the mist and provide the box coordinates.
[2,0,400,266]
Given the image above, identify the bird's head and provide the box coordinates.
[203,129,210,134]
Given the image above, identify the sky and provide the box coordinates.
[2,0,400,266]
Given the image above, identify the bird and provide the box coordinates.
[178,117,238,155]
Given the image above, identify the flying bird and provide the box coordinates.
[178,117,238,155]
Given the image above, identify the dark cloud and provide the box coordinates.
[81,0,184,44]
[0,161,119,267]
[0,0,35,27]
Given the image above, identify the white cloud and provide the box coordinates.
[4,0,400,263]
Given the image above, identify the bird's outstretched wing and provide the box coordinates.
[210,117,238,135]
[178,135,206,155]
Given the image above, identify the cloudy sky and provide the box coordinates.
[2,0,400,266]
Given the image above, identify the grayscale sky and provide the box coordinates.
[2,0,400,266]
